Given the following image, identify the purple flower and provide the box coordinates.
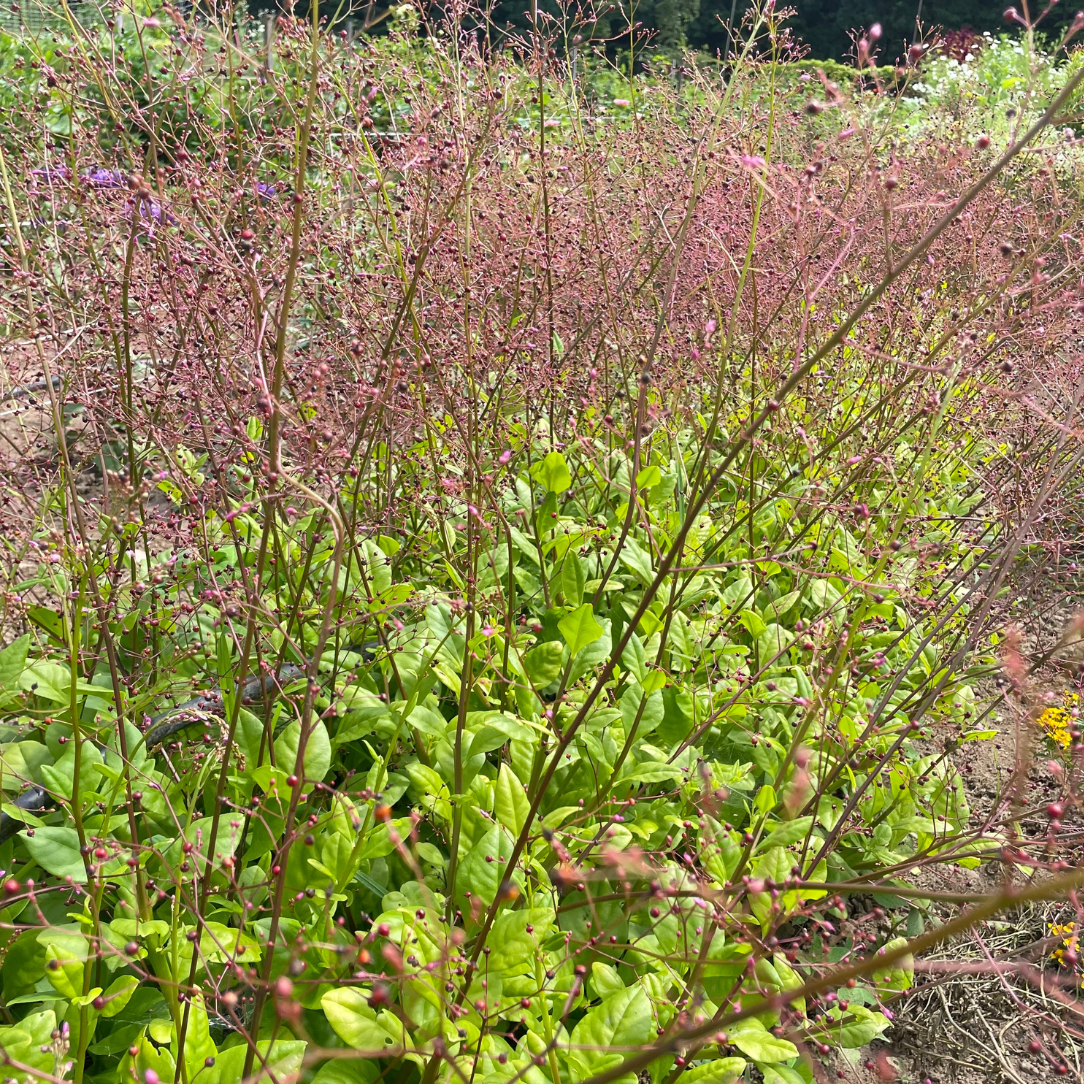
[124,196,176,227]
[257,181,281,201]
[138,198,176,225]
[30,166,72,183]
[82,167,129,189]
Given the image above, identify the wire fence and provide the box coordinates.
[0,2,108,35]
[0,2,204,36]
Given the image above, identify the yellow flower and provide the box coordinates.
[1036,691,1078,749]
[1049,924,1084,985]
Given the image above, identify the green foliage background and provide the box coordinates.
[258,0,1077,62]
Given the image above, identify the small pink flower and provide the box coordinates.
[741,154,766,168]
[613,98,630,107]
[705,319,717,336]
[498,449,512,465]
[481,626,495,637]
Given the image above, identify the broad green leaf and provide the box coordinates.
[42,939,84,999]
[0,742,53,792]
[2,931,46,1000]
[274,720,332,783]
[172,991,215,1082]
[871,937,914,993]
[194,1039,307,1083]
[100,975,139,1018]
[0,1010,57,1083]
[523,641,565,687]
[590,962,625,999]
[635,465,662,488]
[617,539,654,586]
[680,1059,746,1084]
[760,1066,808,1084]
[562,552,585,606]
[495,763,530,837]
[757,623,794,659]
[0,635,30,689]
[806,578,843,611]
[21,827,85,882]
[816,1004,890,1048]
[738,609,766,638]
[568,985,651,1080]
[727,1019,798,1063]
[459,823,520,907]
[322,989,403,1050]
[620,683,664,738]
[530,451,572,494]
[760,816,813,850]
[620,634,647,681]
[559,604,604,657]
[310,1059,381,1084]
[754,785,777,815]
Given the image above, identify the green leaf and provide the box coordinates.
[274,720,332,783]
[559,604,604,657]
[754,785,777,815]
[495,763,530,838]
[590,962,625,999]
[757,623,794,659]
[523,641,565,687]
[617,539,654,585]
[2,930,46,1000]
[173,991,215,1082]
[760,816,813,850]
[0,635,30,689]
[872,936,914,993]
[0,742,53,792]
[561,552,586,606]
[321,989,402,1050]
[568,985,651,1080]
[530,451,572,494]
[467,715,535,761]
[310,1060,380,1084]
[727,1019,799,1063]
[100,974,139,1018]
[406,705,448,738]
[766,591,802,621]
[817,1004,890,1048]
[738,609,766,638]
[42,939,84,999]
[122,1034,176,1084]
[459,823,520,907]
[195,1039,307,1084]
[806,578,842,611]
[680,1058,746,1084]
[20,827,85,882]
[0,1010,57,1082]
[620,683,664,738]
[635,465,662,488]
[760,1067,808,1084]
[620,634,647,682]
